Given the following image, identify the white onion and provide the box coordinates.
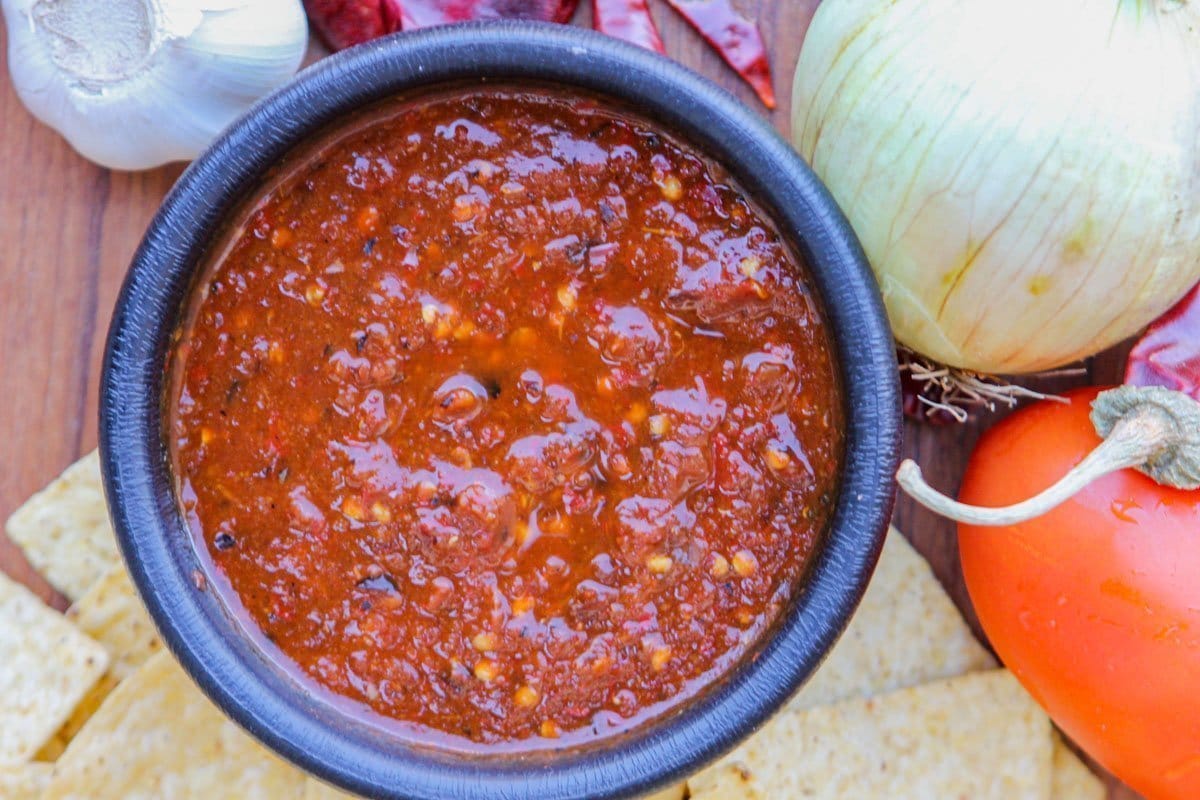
[793,0,1200,374]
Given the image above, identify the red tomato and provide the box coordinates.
[959,386,1200,800]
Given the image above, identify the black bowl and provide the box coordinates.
[100,21,900,800]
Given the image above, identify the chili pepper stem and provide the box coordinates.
[898,386,1200,526]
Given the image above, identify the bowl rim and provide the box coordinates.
[100,21,900,800]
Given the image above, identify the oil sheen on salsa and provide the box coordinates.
[170,88,843,748]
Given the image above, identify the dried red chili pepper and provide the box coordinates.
[661,0,775,108]
[1125,283,1200,401]
[306,0,778,113]
[401,0,580,28]
[592,0,665,52]
[304,0,404,50]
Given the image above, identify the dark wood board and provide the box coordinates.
[0,3,1137,796]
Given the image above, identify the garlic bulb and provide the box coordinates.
[3,0,308,170]
[793,0,1200,374]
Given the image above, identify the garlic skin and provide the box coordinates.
[793,0,1200,374]
[3,0,308,171]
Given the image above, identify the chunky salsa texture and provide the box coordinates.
[170,88,843,747]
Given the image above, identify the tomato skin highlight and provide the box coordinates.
[959,386,1200,800]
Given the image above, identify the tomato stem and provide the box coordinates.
[898,386,1200,526]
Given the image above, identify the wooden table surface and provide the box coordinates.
[0,3,1137,797]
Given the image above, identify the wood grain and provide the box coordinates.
[0,4,1137,797]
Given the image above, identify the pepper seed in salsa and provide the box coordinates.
[170,88,843,748]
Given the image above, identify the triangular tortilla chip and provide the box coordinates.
[5,451,119,600]
[67,565,161,681]
[791,527,995,711]
[1052,734,1106,800]
[33,735,66,762]
[35,567,167,756]
[41,652,307,799]
[43,674,120,751]
[0,762,53,798]
[0,571,108,766]
[689,670,1053,800]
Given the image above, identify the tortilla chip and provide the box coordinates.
[791,527,995,711]
[0,762,53,798]
[67,566,161,680]
[41,652,308,799]
[305,778,360,799]
[0,571,109,766]
[5,451,119,600]
[37,568,167,753]
[52,676,121,753]
[1052,734,1105,800]
[688,670,1053,800]
[33,734,66,762]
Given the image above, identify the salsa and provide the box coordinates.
[170,88,843,747]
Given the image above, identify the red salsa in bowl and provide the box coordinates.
[169,87,843,749]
